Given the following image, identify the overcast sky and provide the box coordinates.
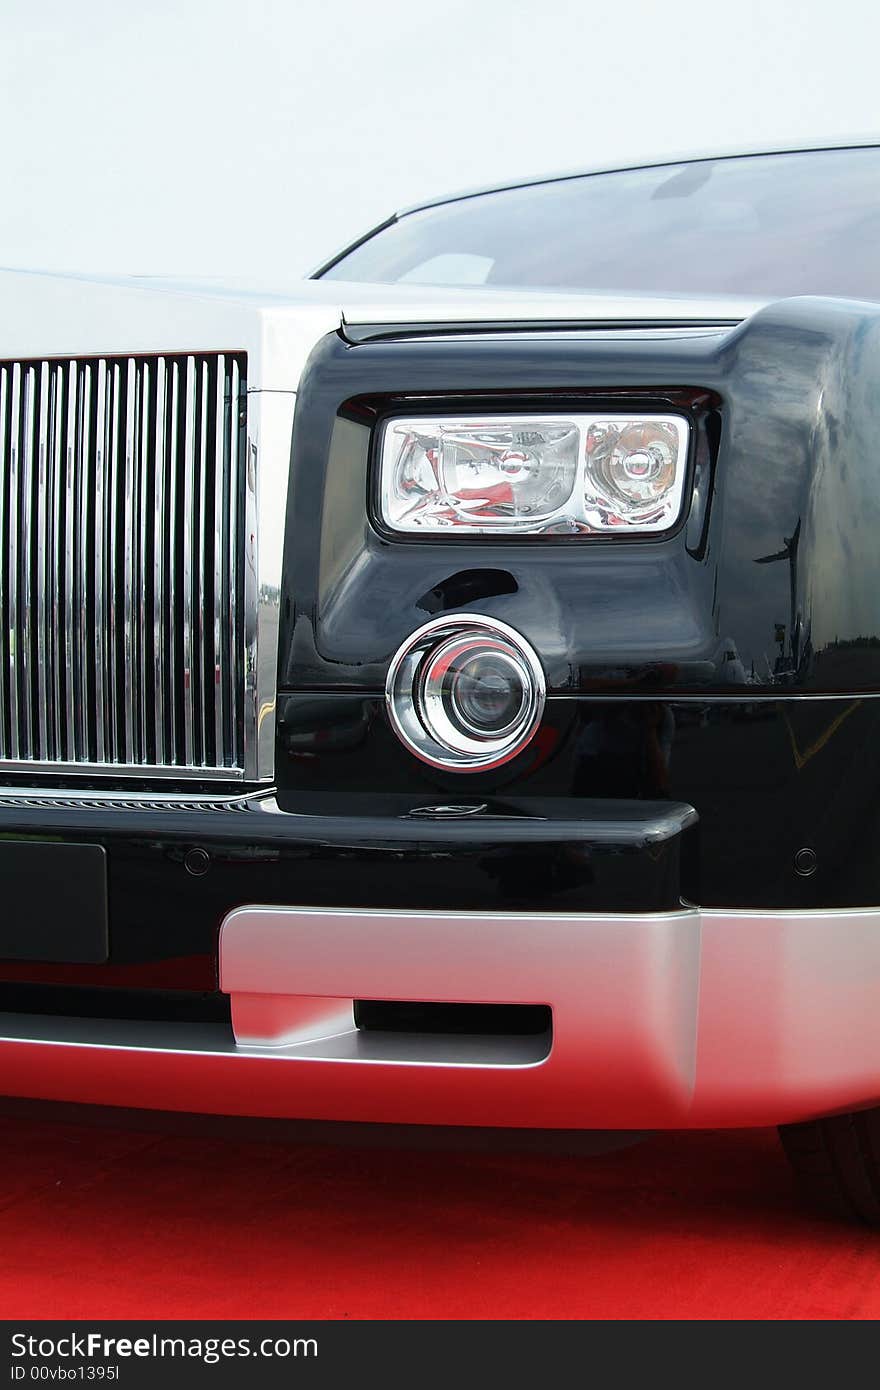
[1,0,878,282]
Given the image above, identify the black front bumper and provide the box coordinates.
[0,795,697,991]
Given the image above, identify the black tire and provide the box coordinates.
[779,1107,880,1223]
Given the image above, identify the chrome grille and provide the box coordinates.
[0,352,248,777]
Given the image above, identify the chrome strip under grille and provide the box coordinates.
[0,352,248,777]
[0,788,270,811]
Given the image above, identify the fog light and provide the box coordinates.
[386,615,545,771]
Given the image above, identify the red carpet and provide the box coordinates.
[0,1109,878,1320]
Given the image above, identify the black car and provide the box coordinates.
[2,142,880,1221]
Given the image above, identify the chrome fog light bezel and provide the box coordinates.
[385,614,546,772]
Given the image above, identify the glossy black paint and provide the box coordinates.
[277,690,880,911]
[282,298,880,695]
[0,793,696,989]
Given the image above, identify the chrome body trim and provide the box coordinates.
[0,1014,549,1069]
[386,613,546,772]
[242,388,297,782]
[0,787,274,810]
[4,904,880,1127]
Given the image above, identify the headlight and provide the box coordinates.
[378,413,689,535]
[386,614,545,771]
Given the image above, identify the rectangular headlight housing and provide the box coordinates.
[378,413,690,535]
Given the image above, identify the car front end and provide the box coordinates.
[4,256,880,1161]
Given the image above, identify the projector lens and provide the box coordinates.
[386,616,545,772]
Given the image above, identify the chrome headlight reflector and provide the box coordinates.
[378,413,689,535]
[386,615,545,771]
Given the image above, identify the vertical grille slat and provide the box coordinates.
[0,351,248,776]
[93,361,107,763]
[167,360,179,762]
[107,361,121,764]
[182,355,196,769]
[49,365,65,761]
[122,357,136,765]
[152,357,167,767]
[20,365,36,757]
[63,362,78,760]
[196,358,210,768]
[77,362,93,762]
[35,363,50,759]
[213,355,227,765]
[227,358,240,759]
[137,360,151,765]
[7,364,21,759]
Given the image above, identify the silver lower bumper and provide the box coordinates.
[2,904,880,1128]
